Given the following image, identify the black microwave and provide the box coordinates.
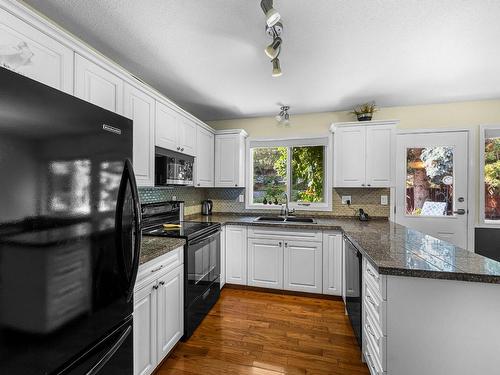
[155,147,194,186]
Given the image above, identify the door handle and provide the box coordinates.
[453,209,466,215]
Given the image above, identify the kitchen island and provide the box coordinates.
[187,213,500,375]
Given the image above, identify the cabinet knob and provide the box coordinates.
[177,147,180,150]
[367,184,371,187]
[198,183,201,186]
[152,285,158,290]
[285,242,288,248]
[159,281,165,286]
[361,183,365,187]
[235,184,238,187]
[279,242,282,247]
[181,148,184,152]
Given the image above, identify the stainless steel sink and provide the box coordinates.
[254,216,316,224]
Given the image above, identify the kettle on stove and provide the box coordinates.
[201,200,213,216]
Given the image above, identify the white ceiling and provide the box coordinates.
[23,0,500,121]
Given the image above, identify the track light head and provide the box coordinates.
[261,0,281,27]
[272,58,282,77]
[265,37,282,59]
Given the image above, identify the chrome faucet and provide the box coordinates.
[282,193,295,218]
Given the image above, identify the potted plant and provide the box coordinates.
[351,101,377,121]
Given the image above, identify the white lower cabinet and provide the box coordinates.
[283,240,322,293]
[247,238,283,289]
[134,248,184,375]
[225,225,247,285]
[220,226,226,288]
[322,232,343,296]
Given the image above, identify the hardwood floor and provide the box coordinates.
[156,288,369,375]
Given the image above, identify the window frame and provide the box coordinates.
[245,136,332,211]
[479,124,500,226]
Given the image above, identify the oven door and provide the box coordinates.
[186,230,220,306]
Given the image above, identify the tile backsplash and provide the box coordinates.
[139,186,390,218]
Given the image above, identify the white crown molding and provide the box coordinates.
[215,129,249,137]
[330,119,400,132]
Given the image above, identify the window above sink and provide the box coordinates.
[246,137,332,211]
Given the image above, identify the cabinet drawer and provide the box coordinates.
[364,302,387,372]
[364,258,386,300]
[136,247,183,289]
[248,227,322,242]
[365,333,386,375]
[364,281,387,335]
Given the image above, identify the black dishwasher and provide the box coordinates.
[344,236,363,349]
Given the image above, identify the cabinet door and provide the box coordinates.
[134,281,157,375]
[334,127,366,187]
[220,226,226,289]
[247,238,283,289]
[195,126,215,187]
[124,83,155,187]
[322,233,343,296]
[155,101,179,151]
[365,125,393,187]
[215,135,238,187]
[74,54,123,114]
[225,225,247,285]
[178,116,197,156]
[156,265,183,361]
[0,7,73,93]
[284,240,322,293]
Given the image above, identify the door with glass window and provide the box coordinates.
[395,131,468,248]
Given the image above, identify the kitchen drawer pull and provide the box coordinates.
[151,264,164,273]
[367,268,379,281]
[366,353,378,374]
[366,294,378,308]
[366,322,377,339]
[278,242,282,247]
[159,281,165,285]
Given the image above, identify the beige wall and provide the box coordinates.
[208,99,500,137]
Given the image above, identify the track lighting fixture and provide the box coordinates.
[260,0,281,27]
[276,105,290,124]
[265,36,282,59]
[272,58,282,77]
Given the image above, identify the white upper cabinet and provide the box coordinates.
[0,7,73,93]
[195,126,215,187]
[74,54,123,114]
[331,120,398,188]
[124,83,155,187]
[215,129,248,188]
[155,100,197,156]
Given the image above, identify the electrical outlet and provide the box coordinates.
[341,196,352,205]
[172,196,177,201]
[238,194,245,203]
[380,195,388,205]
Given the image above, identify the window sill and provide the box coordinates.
[245,204,332,212]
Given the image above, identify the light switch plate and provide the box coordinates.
[380,195,388,205]
[341,196,352,205]
[239,194,245,203]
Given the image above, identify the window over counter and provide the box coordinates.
[247,137,331,211]
[480,125,500,224]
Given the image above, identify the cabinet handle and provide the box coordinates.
[152,285,158,290]
[366,353,377,374]
[279,242,282,247]
[284,242,288,248]
[366,268,379,281]
[181,148,184,152]
[151,264,164,274]
[177,147,180,151]
[366,322,377,339]
[361,183,365,187]
[159,281,165,286]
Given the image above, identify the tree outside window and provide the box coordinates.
[484,136,500,221]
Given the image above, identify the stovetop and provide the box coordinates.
[142,220,220,241]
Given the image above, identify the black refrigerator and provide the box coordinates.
[0,67,140,374]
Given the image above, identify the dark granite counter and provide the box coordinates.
[187,213,500,284]
[140,236,185,265]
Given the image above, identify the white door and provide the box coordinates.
[247,238,283,289]
[322,232,343,296]
[215,135,237,187]
[156,266,183,360]
[178,117,197,156]
[74,54,123,114]
[366,125,393,187]
[225,226,247,285]
[334,127,366,187]
[284,240,322,293]
[124,83,155,186]
[133,282,157,375]
[195,127,215,187]
[155,101,179,151]
[396,131,469,248]
[0,8,74,94]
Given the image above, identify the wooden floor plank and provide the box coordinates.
[156,288,369,375]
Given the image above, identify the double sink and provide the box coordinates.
[253,216,316,224]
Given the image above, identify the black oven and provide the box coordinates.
[184,227,221,339]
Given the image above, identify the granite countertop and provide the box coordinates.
[140,236,185,265]
[186,213,500,284]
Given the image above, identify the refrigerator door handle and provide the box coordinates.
[85,325,132,375]
[115,159,142,303]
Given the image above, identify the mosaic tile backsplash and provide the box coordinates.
[139,187,390,218]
